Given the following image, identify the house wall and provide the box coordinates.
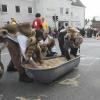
[0,0,34,26]
[0,0,85,29]
[71,5,85,28]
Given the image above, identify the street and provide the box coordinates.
[0,38,100,100]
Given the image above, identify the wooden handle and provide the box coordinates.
[0,49,1,62]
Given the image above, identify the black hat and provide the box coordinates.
[35,13,41,17]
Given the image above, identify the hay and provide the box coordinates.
[24,57,67,69]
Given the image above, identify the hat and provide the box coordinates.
[4,24,17,33]
[11,17,16,20]
[0,28,8,35]
[35,13,41,17]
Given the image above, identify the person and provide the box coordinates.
[80,28,85,37]
[10,17,17,25]
[64,27,83,60]
[7,21,10,25]
[0,29,9,78]
[32,13,42,30]
[3,24,34,82]
[41,17,49,30]
[39,29,57,57]
[51,29,56,38]
[32,13,44,43]
[2,24,18,72]
[96,31,100,40]
[58,26,67,56]
[17,22,43,67]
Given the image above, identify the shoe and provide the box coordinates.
[7,66,17,72]
[19,67,34,83]
[19,73,34,83]
[7,60,17,72]
[7,64,17,72]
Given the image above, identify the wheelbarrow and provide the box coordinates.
[23,56,80,84]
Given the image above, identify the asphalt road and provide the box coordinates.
[0,38,100,100]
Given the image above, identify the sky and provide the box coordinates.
[81,0,100,19]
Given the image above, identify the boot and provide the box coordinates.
[7,60,17,72]
[18,67,34,83]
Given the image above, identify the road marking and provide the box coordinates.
[0,95,4,100]
[81,55,100,60]
[58,74,80,87]
[80,55,100,66]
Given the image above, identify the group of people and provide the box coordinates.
[0,13,83,83]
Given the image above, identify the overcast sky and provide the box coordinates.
[81,0,100,19]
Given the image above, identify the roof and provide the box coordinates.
[71,0,85,7]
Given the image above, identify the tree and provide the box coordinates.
[92,16,96,22]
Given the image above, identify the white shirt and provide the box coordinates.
[16,32,28,58]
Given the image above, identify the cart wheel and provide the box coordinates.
[0,62,4,79]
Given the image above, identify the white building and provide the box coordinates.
[34,0,85,28]
[0,0,34,26]
[0,0,85,29]
[71,0,85,28]
[34,0,72,28]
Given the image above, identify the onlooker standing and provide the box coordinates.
[80,28,85,37]
[58,26,67,56]
[41,17,49,30]
[32,13,42,30]
[32,13,43,42]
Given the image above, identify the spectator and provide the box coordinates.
[58,26,67,56]
[32,13,42,30]
[80,28,85,37]
[41,17,49,30]
[10,17,17,25]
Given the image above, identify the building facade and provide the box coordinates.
[34,0,72,28]
[71,0,85,28]
[0,0,34,26]
[0,0,85,29]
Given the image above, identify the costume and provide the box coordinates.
[64,27,83,60]
[39,34,57,57]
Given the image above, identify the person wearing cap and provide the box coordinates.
[2,24,34,82]
[32,13,42,30]
[41,17,49,30]
[64,26,83,60]
[10,17,17,25]
[0,28,8,43]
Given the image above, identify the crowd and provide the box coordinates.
[0,13,83,82]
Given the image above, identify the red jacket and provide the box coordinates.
[32,18,42,29]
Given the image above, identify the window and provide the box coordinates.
[28,7,32,13]
[15,6,20,13]
[71,12,73,17]
[60,8,63,15]
[2,4,7,12]
[66,8,69,14]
